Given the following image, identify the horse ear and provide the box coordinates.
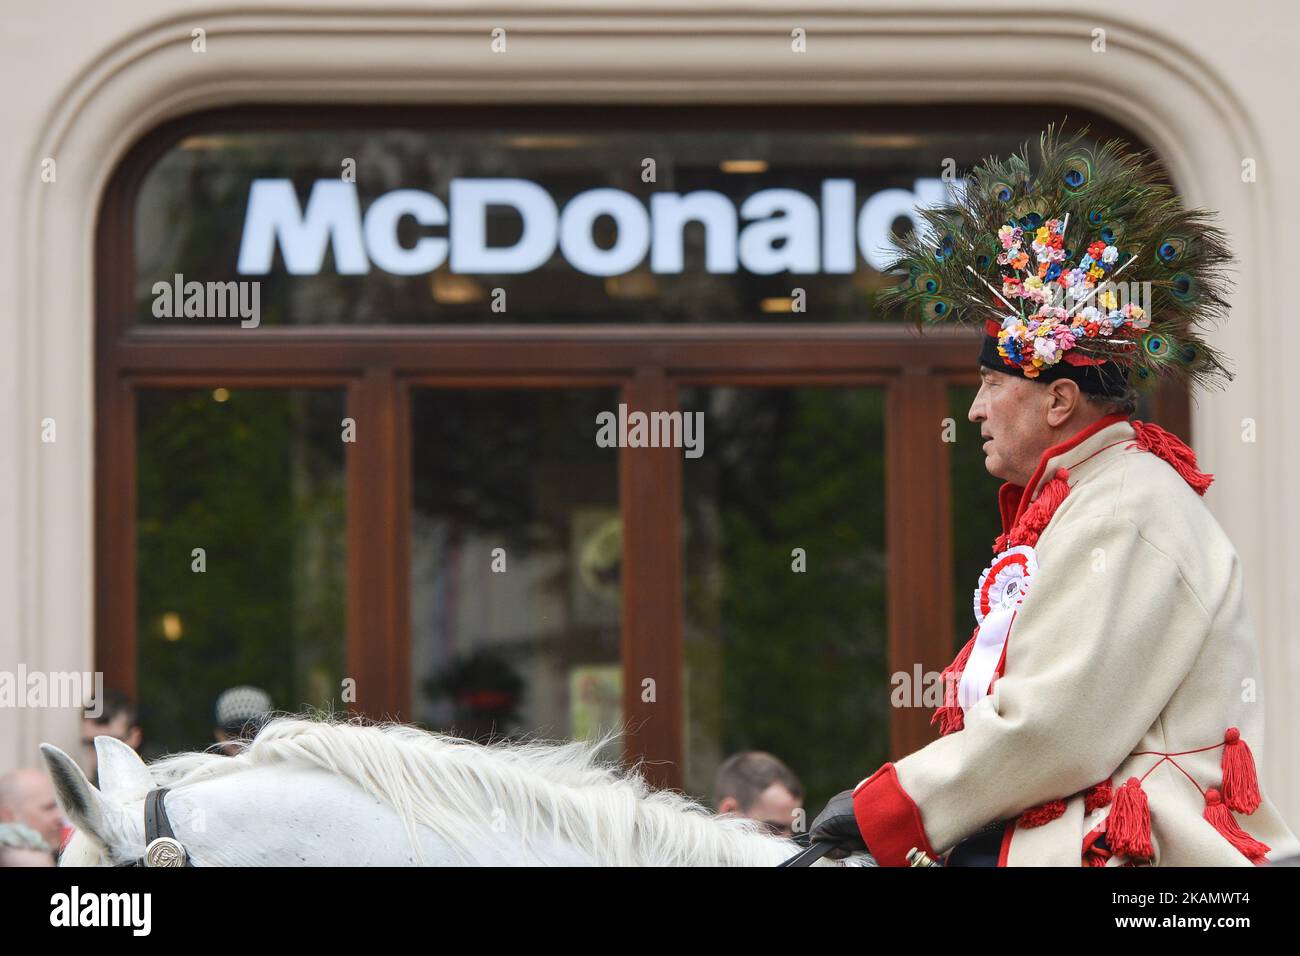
[95,736,153,799]
[39,743,129,849]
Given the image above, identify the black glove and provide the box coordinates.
[808,788,868,856]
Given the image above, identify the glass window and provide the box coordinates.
[132,122,1117,326]
[136,388,347,756]
[681,386,888,813]
[106,108,1170,796]
[409,388,621,748]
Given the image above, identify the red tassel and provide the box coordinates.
[1107,777,1154,861]
[1130,420,1213,495]
[1019,799,1067,828]
[1084,779,1113,813]
[930,629,978,736]
[1220,727,1261,814]
[1008,468,1070,547]
[1204,789,1270,863]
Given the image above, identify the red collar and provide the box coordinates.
[996,413,1130,534]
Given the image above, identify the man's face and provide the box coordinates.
[0,770,64,848]
[740,784,803,839]
[968,367,1056,487]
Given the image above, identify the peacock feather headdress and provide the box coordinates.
[878,124,1234,393]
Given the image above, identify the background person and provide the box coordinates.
[0,769,64,851]
[80,689,143,786]
[213,685,274,754]
[712,751,804,838]
[808,128,1300,866]
[0,822,55,867]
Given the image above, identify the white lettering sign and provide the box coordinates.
[236,177,951,278]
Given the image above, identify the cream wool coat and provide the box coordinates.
[853,415,1300,866]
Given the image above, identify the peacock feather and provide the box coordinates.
[877,123,1235,390]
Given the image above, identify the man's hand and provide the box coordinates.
[808,788,868,857]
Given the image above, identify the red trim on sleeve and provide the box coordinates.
[852,763,936,867]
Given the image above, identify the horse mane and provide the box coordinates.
[146,717,797,866]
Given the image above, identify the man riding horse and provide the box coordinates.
[810,126,1300,866]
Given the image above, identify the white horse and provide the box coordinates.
[41,718,848,866]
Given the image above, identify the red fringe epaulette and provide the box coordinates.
[1130,420,1213,495]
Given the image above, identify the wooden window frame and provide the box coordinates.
[96,105,1186,790]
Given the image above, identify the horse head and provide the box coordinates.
[40,736,167,866]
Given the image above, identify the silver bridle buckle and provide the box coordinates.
[144,836,188,868]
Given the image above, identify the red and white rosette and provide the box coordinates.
[959,545,1038,712]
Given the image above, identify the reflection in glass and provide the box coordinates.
[682,387,888,813]
[409,389,620,751]
[136,389,347,756]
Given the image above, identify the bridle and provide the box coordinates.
[114,788,194,868]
